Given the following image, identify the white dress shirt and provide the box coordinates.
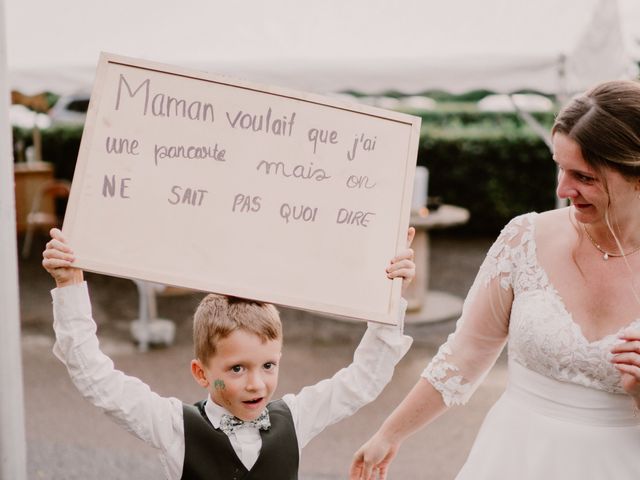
[52,282,412,480]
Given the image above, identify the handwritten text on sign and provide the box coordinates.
[63,54,420,324]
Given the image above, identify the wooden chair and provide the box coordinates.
[21,179,71,258]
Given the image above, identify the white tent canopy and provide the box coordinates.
[1,1,638,477]
[5,0,638,97]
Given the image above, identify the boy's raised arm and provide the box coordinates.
[43,229,186,479]
[281,228,416,449]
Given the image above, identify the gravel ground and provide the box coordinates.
[19,231,501,480]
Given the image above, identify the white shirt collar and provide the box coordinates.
[203,395,233,429]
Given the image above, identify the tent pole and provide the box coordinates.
[0,0,28,478]
[555,54,569,209]
[508,95,552,150]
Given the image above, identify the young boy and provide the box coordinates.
[43,227,416,479]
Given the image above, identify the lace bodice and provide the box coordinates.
[423,212,639,406]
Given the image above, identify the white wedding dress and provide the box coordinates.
[422,212,640,479]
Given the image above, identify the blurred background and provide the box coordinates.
[7,0,640,234]
[4,1,640,479]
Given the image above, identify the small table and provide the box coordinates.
[405,204,470,324]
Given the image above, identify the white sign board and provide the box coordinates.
[63,53,420,324]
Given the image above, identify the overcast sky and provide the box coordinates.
[4,0,640,70]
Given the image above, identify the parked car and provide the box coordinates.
[48,93,91,126]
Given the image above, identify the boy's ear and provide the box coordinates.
[190,359,210,388]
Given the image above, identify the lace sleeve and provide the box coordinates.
[421,214,535,406]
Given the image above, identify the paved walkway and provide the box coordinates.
[19,232,503,480]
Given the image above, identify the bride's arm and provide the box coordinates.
[350,271,511,480]
[350,214,534,480]
[350,378,446,480]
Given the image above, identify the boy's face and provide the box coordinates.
[192,329,282,421]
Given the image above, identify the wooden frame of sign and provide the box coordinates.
[63,53,421,324]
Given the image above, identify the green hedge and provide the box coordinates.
[420,123,556,233]
[13,118,558,235]
[43,126,84,181]
[413,109,556,128]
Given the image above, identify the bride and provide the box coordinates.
[350,80,640,480]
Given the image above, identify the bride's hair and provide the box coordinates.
[552,79,640,179]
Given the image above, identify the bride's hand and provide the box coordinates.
[349,432,399,480]
[610,328,640,404]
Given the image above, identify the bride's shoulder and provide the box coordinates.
[497,209,571,247]
[497,211,538,238]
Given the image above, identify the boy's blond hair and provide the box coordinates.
[193,294,282,363]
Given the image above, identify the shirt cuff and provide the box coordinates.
[366,298,412,351]
[51,281,95,342]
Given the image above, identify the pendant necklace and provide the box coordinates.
[583,225,640,261]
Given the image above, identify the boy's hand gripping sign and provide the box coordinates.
[63,53,421,324]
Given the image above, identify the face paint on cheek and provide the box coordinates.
[214,379,225,390]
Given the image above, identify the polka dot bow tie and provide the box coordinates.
[219,410,271,435]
